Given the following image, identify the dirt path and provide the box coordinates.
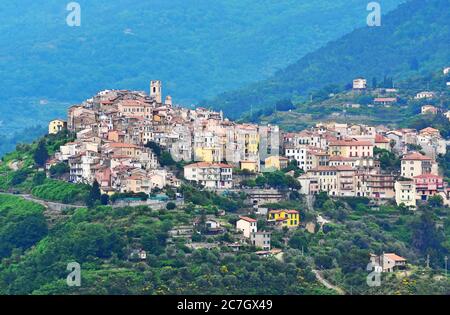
[312,269,346,295]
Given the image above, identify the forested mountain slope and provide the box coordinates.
[210,0,449,118]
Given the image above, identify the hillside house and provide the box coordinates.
[370,253,407,272]
[394,180,416,208]
[184,162,233,189]
[373,97,397,106]
[353,78,367,90]
[267,209,299,228]
[236,216,257,238]
[250,231,271,251]
[415,91,435,99]
[48,119,67,135]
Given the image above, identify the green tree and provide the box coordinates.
[166,202,176,210]
[428,195,443,208]
[33,140,49,167]
[86,180,102,208]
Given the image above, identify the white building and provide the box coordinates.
[353,78,367,90]
[394,180,416,208]
[401,152,435,179]
[184,162,233,189]
[415,91,435,99]
[236,216,257,238]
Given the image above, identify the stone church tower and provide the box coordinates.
[150,80,162,103]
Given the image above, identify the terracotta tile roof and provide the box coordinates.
[375,134,390,143]
[420,127,440,134]
[329,139,372,146]
[310,165,354,172]
[108,142,140,149]
[329,155,354,161]
[238,216,257,223]
[402,152,432,161]
[384,253,406,262]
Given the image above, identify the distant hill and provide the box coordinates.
[0,0,405,156]
[0,0,403,105]
[249,68,450,132]
[209,0,450,119]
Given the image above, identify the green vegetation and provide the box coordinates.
[241,171,301,190]
[180,185,244,212]
[243,65,449,133]
[33,140,49,167]
[31,179,90,204]
[0,131,88,205]
[374,147,401,171]
[0,195,48,260]
[211,0,450,119]
[49,162,70,177]
[304,194,450,294]
[0,203,330,295]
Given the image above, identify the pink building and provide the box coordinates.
[413,174,444,201]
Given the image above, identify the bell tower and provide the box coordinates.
[150,80,162,103]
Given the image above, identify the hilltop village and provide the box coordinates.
[0,72,449,295]
[48,78,449,209]
[41,73,449,258]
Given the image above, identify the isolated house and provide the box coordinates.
[370,253,407,272]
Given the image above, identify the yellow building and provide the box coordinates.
[194,147,222,163]
[48,119,67,135]
[268,210,300,228]
[329,139,373,158]
[265,156,289,170]
[240,160,259,172]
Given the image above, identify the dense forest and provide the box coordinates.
[210,0,450,118]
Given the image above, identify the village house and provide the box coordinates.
[245,189,285,207]
[48,119,67,135]
[373,97,397,106]
[250,231,271,251]
[421,105,438,115]
[184,162,233,189]
[401,152,437,179]
[328,139,374,159]
[264,155,289,171]
[353,78,367,90]
[374,134,391,151]
[267,209,300,228]
[258,125,280,162]
[413,174,445,201]
[236,216,257,238]
[415,91,435,99]
[302,165,356,197]
[394,179,416,208]
[370,253,407,273]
